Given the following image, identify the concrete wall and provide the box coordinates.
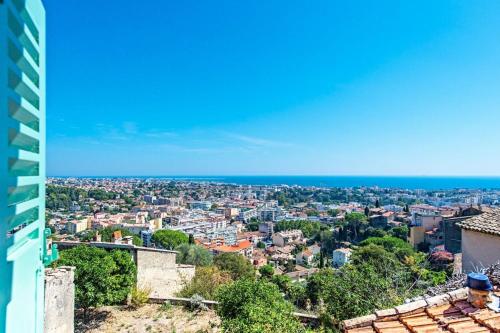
[462,230,500,273]
[44,267,75,333]
[136,248,195,298]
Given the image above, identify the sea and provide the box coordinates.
[80,176,500,190]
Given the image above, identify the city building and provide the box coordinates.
[140,230,153,247]
[272,230,303,247]
[259,222,274,238]
[408,213,443,249]
[238,208,258,222]
[458,209,500,273]
[332,248,352,268]
[66,220,87,234]
[188,201,212,210]
[212,239,253,258]
[1,1,53,332]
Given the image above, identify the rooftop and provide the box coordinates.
[457,208,500,236]
[343,287,500,333]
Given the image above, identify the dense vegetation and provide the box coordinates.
[55,246,136,317]
[216,279,305,333]
[46,185,134,211]
[151,229,189,250]
[175,244,213,266]
[274,220,325,238]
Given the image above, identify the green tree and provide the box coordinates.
[151,229,189,250]
[213,253,255,280]
[175,244,213,267]
[55,246,136,318]
[259,264,274,279]
[344,212,368,241]
[216,279,305,333]
[178,266,232,299]
[390,225,409,241]
[256,241,266,249]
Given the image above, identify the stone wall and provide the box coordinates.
[136,248,195,298]
[44,266,75,333]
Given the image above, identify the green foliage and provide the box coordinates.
[344,212,368,241]
[213,253,255,280]
[178,266,233,299]
[246,221,260,232]
[327,209,339,217]
[306,209,320,217]
[259,264,274,278]
[359,236,415,261]
[390,225,409,241]
[216,279,305,333]
[151,229,189,250]
[56,246,136,311]
[274,220,322,238]
[46,185,119,211]
[307,264,410,326]
[175,244,213,267]
[256,241,266,249]
[130,285,152,308]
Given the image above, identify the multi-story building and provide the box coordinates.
[332,248,352,268]
[66,220,88,234]
[238,208,258,222]
[272,230,303,247]
[1,1,55,332]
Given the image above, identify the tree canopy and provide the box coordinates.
[151,229,189,250]
[55,246,136,314]
[175,243,213,267]
[213,253,255,280]
[216,279,305,333]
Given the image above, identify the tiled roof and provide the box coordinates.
[343,288,500,333]
[213,240,252,252]
[457,209,500,236]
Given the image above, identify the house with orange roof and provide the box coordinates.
[213,239,253,258]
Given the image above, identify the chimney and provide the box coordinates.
[467,273,493,309]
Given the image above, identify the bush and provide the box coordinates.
[213,253,255,280]
[130,285,151,308]
[259,264,274,279]
[216,279,305,333]
[178,266,233,299]
[175,244,213,267]
[55,246,136,316]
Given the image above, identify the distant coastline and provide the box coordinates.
[49,175,500,190]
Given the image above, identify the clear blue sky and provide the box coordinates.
[45,0,500,176]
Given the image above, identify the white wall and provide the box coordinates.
[462,230,500,273]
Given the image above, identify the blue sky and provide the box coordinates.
[45,0,500,176]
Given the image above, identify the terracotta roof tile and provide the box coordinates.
[342,290,500,333]
[457,209,500,236]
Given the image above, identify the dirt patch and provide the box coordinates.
[75,304,220,333]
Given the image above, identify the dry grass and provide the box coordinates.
[75,303,220,333]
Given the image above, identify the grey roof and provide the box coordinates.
[457,208,500,236]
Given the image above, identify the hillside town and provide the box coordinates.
[47,177,500,277]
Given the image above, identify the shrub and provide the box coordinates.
[216,279,305,333]
[55,245,136,317]
[175,244,213,267]
[178,266,233,299]
[213,253,255,280]
[130,285,151,308]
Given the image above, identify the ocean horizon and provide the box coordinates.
[50,175,500,190]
